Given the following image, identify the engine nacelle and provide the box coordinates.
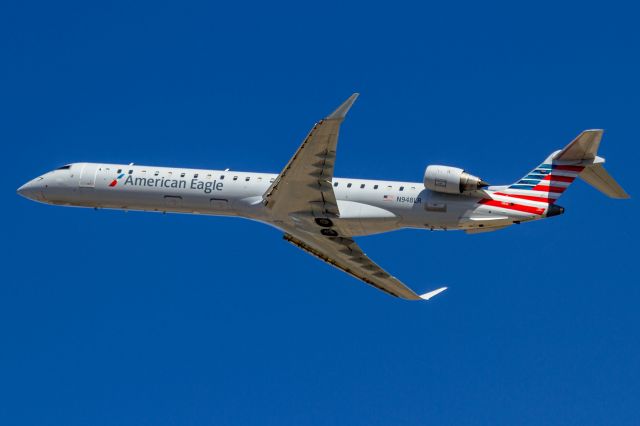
[424,165,489,194]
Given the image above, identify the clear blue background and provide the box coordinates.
[2,1,639,424]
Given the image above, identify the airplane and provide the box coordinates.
[17,94,629,301]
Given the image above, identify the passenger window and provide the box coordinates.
[154,171,159,176]
[347,183,352,188]
[128,170,133,174]
[360,184,365,189]
[117,169,122,174]
[180,172,185,177]
[233,176,238,181]
[334,182,339,187]
[399,186,404,191]
[220,175,225,180]
[194,173,199,178]
[387,185,392,190]
[245,177,250,181]
[374,185,379,189]
[269,178,275,183]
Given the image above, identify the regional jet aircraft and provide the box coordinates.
[17,94,629,300]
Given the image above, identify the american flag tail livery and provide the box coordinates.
[489,129,628,216]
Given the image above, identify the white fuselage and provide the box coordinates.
[18,162,549,235]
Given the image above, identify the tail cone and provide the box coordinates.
[546,204,565,217]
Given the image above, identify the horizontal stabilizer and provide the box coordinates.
[556,129,602,161]
[579,164,630,199]
[420,287,447,300]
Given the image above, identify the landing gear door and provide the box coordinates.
[79,163,98,188]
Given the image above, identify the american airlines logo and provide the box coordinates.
[108,172,127,187]
[113,174,224,194]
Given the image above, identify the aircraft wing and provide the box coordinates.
[265,94,445,301]
[262,94,359,216]
[283,230,446,301]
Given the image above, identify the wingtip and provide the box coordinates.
[419,286,447,300]
[326,93,359,120]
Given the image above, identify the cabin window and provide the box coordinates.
[387,185,392,190]
[245,177,250,181]
[220,175,225,180]
[347,183,352,188]
[233,176,238,181]
[374,185,379,189]
[360,184,365,189]
[117,169,122,174]
[258,177,262,181]
[154,171,159,176]
[269,178,275,183]
[334,182,339,187]
[399,186,404,191]
[180,172,185,177]
[194,173,199,178]
[128,170,133,174]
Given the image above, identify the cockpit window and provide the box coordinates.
[57,165,71,170]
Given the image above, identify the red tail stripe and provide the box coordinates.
[542,175,575,183]
[495,192,554,203]
[479,199,545,214]
[553,165,584,172]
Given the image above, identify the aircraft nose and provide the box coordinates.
[17,178,45,201]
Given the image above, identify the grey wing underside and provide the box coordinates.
[263,94,446,301]
[283,230,446,300]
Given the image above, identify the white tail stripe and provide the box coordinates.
[502,188,562,198]
[536,180,571,188]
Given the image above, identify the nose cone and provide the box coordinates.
[17,178,45,201]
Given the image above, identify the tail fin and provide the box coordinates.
[501,129,629,202]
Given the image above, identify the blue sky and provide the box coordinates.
[2,1,639,425]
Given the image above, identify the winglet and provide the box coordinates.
[327,93,359,120]
[419,286,448,301]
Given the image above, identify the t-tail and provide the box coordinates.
[495,130,629,216]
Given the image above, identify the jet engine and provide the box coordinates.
[423,165,489,194]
